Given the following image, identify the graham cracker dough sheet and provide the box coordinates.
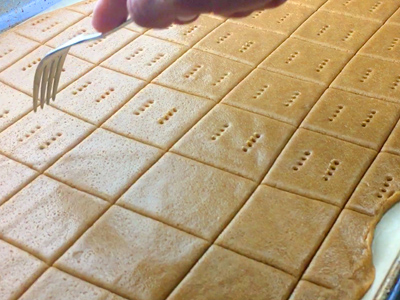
[1,1,400,300]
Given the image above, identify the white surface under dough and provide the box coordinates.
[36,0,400,298]
[363,202,400,300]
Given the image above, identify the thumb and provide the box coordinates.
[92,0,129,33]
[127,0,198,28]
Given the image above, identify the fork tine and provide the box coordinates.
[40,64,50,109]
[46,59,57,105]
[52,53,67,101]
[33,61,45,112]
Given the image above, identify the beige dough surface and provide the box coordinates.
[118,153,256,240]
[103,84,214,149]
[1,1,400,300]
[260,37,353,86]
[102,35,187,81]
[302,88,400,150]
[20,267,126,300]
[52,66,145,125]
[195,22,286,66]
[168,245,296,300]
[294,10,381,53]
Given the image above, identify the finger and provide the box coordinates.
[128,0,177,28]
[92,0,129,33]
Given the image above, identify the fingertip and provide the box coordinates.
[128,0,177,28]
[92,0,128,33]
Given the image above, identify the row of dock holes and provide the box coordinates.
[377,176,394,198]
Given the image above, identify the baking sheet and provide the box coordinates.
[1,0,400,299]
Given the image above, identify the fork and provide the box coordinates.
[32,18,133,112]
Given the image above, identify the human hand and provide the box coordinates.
[92,0,287,32]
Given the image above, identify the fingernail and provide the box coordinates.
[176,14,199,22]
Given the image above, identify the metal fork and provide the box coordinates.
[32,18,133,112]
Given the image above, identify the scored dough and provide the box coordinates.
[222,68,325,126]
[172,104,295,181]
[0,45,94,96]
[332,55,400,103]
[46,128,163,202]
[260,37,353,86]
[118,153,256,240]
[264,128,376,206]
[195,22,286,66]
[302,88,400,150]
[0,32,39,72]
[155,49,252,101]
[14,9,84,43]
[0,154,37,205]
[102,35,187,81]
[53,66,145,125]
[0,240,46,300]
[168,245,296,300]
[0,175,107,263]
[0,106,94,171]
[20,267,125,300]
[103,84,213,149]
[55,206,208,300]
[294,10,381,53]
[217,185,339,276]
[229,2,314,36]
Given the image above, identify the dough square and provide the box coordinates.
[0,32,39,72]
[101,35,187,81]
[331,55,400,103]
[216,186,339,277]
[0,106,94,171]
[14,9,84,43]
[388,7,400,24]
[346,152,400,216]
[154,49,252,101]
[303,209,374,296]
[172,104,296,181]
[259,38,353,86]
[169,245,296,300]
[47,17,138,64]
[229,2,314,36]
[383,119,400,155]
[146,15,223,46]
[194,22,286,66]
[302,88,400,150]
[289,280,339,300]
[290,0,328,9]
[46,128,163,202]
[53,67,145,125]
[0,45,94,96]
[321,0,399,23]
[359,23,400,62]
[0,154,37,205]
[55,206,208,300]
[67,0,97,15]
[0,175,107,263]
[222,69,326,127]
[0,82,32,132]
[21,268,126,300]
[118,153,256,240]
[263,128,376,207]
[293,10,381,53]
[103,84,213,149]
[0,240,46,300]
